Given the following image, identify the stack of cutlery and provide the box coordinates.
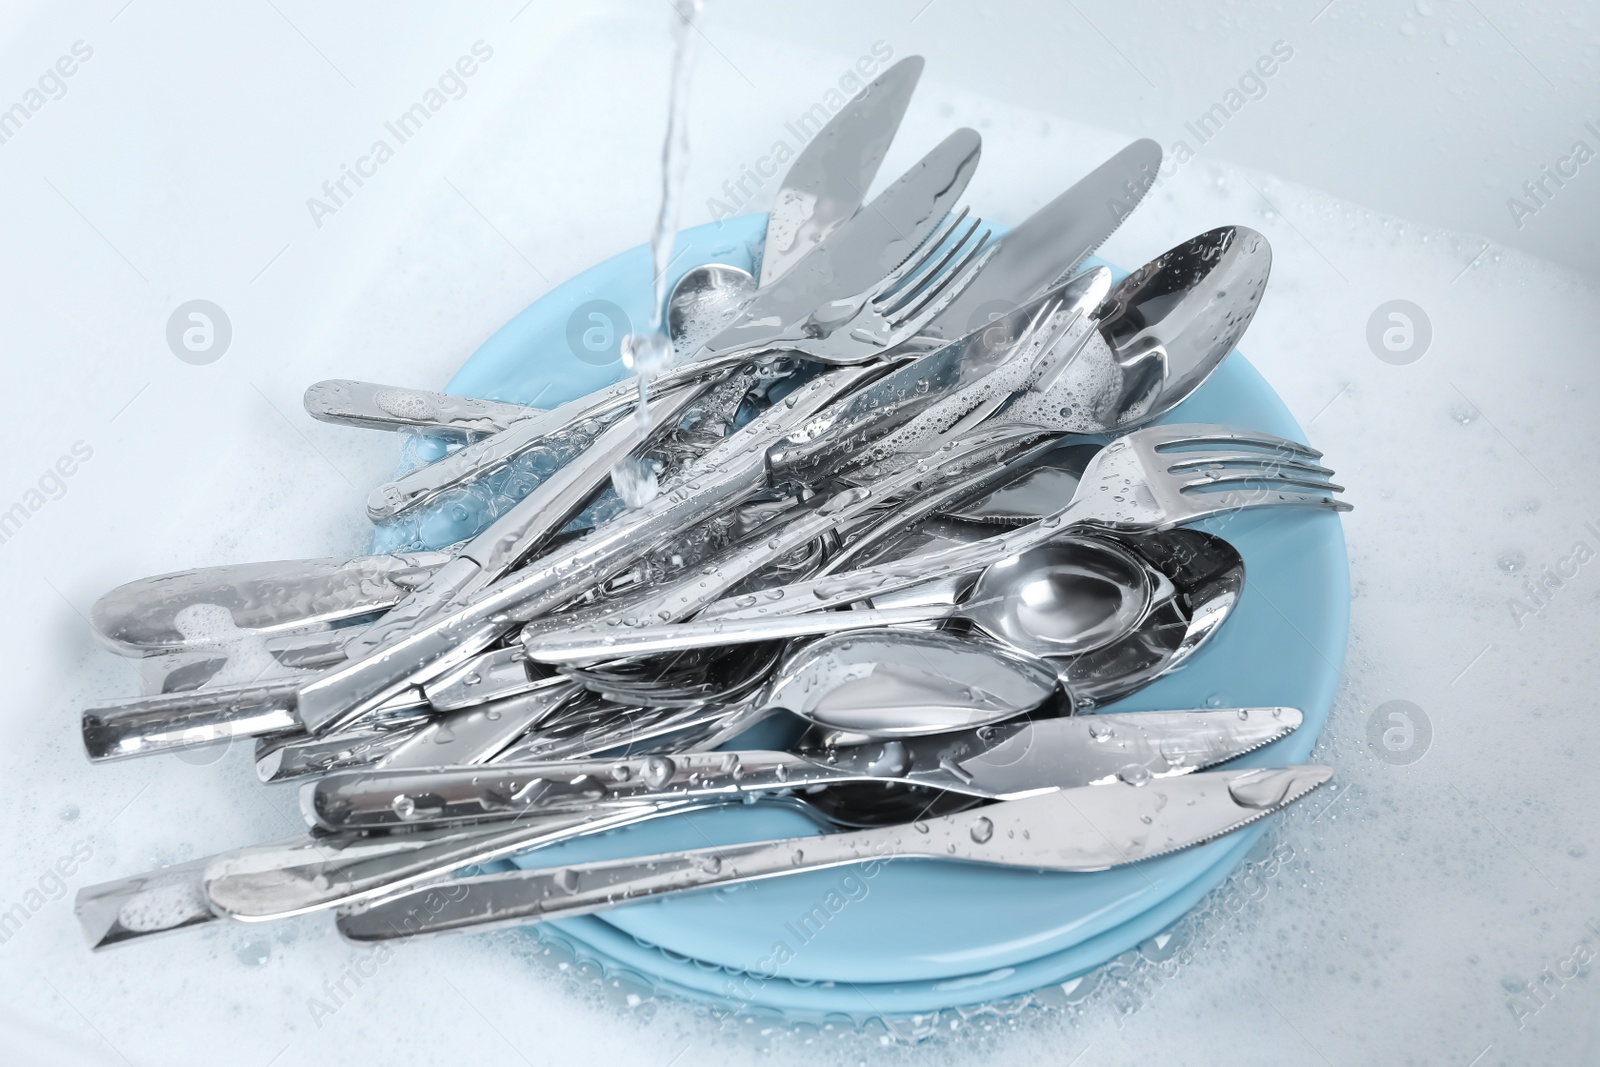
[74,56,1348,957]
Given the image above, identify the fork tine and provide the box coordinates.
[876,207,971,302]
[888,224,994,325]
[879,213,984,316]
[1165,451,1336,479]
[1146,426,1325,462]
[1197,488,1353,514]
[1179,471,1346,495]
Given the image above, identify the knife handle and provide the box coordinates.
[303,748,834,831]
[81,679,305,762]
[303,379,545,441]
[336,823,907,942]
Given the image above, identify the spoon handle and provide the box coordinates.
[525,603,952,663]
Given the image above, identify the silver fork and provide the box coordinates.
[520,423,1347,660]
[720,208,993,365]
[713,421,1347,620]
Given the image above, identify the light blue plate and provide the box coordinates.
[373,215,1349,1017]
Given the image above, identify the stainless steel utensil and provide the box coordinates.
[334,765,1332,942]
[522,533,1153,665]
[302,380,545,442]
[757,56,924,287]
[919,138,1163,341]
[306,706,1303,831]
[90,552,451,656]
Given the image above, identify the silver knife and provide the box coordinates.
[76,713,1306,934]
[116,709,1301,927]
[921,137,1162,339]
[303,708,1305,831]
[334,765,1332,942]
[747,142,1161,486]
[759,55,924,287]
[699,126,981,357]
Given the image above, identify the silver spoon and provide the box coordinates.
[1056,527,1244,709]
[1001,224,1273,436]
[529,525,1246,759]
[759,628,1060,738]
[502,624,1061,764]
[666,263,756,356]
[520,534,1156,666]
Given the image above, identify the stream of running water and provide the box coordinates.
[612,0,704,509]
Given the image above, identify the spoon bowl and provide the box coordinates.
[1056,527,1245,709]
[666,262,756,354]
[965,537,1152,657]
[766,629,1059,738]
[1003,226,1272,437]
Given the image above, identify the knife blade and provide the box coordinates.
[333,765,1331,942]
[702,125,982,357]
[921,137,1162,339]
[926,708,1303,796]
[759,55,924,287]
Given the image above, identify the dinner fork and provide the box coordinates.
[519,423,1347,660]
[712,208,993,366]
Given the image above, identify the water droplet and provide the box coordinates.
[969,816,994,844]
[1118,764,1152,787]
[391,794,418,820]
[865,740,910,777]
[235,939,271,967]
[641,755,676,788]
